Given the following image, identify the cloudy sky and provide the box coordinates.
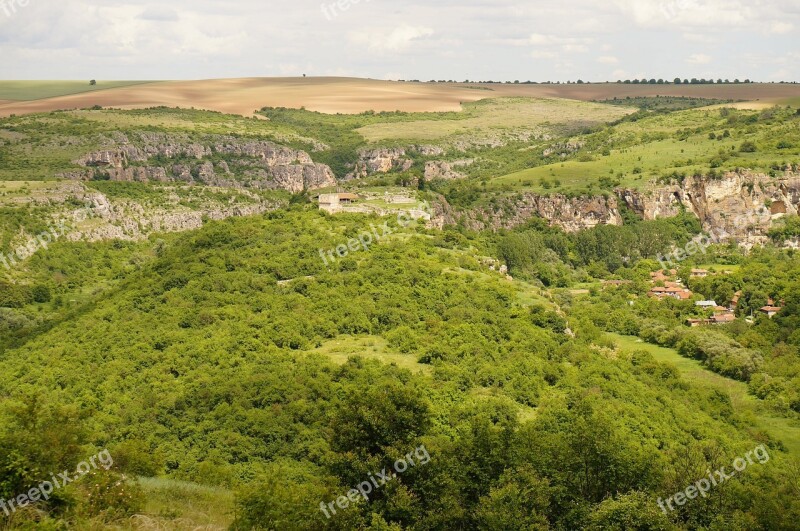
[0,0,797,81]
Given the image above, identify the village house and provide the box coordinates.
[318,192,361,213]
[650,269,678,283]
[760,298,784,318]
[649,286,693,300]
[687,313,737,327]
[691,268,709,278]
[711,313,736,324]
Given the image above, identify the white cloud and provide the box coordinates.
[528,33,551,45]
[0,0,797,82]
[612,0,755,28]
[349,25,434,53]
[139,6,179,22]
[687,53,712,64]
[563,44,589,53]
[770,21,794,33]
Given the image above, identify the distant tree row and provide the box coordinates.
[619,78,752,85]
[392,79,800,85]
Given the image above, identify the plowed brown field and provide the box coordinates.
[1,77,799,118]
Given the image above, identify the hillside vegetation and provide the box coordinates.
[1,208,799,528]
[1,86,800,529]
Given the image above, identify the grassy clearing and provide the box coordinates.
[134,477,234,530]
[608,333,800,455]
[490,136,716,192]
[356,97,635,142]
[489,105,800,194]
[0,81,156,101]
[309,335,432,374]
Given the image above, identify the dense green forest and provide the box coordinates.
[1,207,799,529]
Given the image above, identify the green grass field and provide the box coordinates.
[0,81,156,101]
[490,136,717,192]
[608,333,800,455]
[309,335,432,374]
[489,105,800,193]
[136,477,234,530]
[356,97,635,142]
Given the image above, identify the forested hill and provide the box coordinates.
[1,208,798,528]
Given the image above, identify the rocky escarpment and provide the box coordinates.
[618,169,800,246]
[453,169,800,244]
[61,132,337,193]
[457,194,622,232]
[424,160,472,181]
[345,147,414,179]
[6,181,282,245]
[345,145,476,181]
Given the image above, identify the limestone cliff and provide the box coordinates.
[617,169,800,246]
[62,132,337,193]
[449,170,800,246]
[345,147,413,179]
[4,182,283,246]
[457,193,622,232]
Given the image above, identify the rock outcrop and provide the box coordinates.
[542,140,585,158]
[63,132,337,193]
[424,160,472,181]
[6,182,283,245]
[450,170,800,244]
[458,194,622,232]
[617,170,800,246]
[345,147,413,179]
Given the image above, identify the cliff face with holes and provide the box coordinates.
[617,169,800,246]
[451,169,800,244]
[59,132,337,193]
[458,193,623,232]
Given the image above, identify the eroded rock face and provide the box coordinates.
[424,161,466,181]
[542,141,584,158]
[345,147,413,179]
[3,182,283,247]
[459,194,622,232]
[76,150,127,168]
[456,170,800,244]
[412,145,445,157]
[617,170,800,246]
[269,164,338,194]
[63,132,336,193]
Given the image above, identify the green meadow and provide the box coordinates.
[0,80,156,101]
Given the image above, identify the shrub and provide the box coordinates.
[739,141,758,153]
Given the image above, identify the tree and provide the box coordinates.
[89,80,96,85]
[587,492,675,530]
[31,284,51,303]
[475,466,551,530]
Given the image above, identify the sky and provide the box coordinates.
[0,0,798,81]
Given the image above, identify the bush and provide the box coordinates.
[739,141,758,153]
[79,470,144,519]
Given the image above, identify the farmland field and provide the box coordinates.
[0,80,156,101]
[1,77,799,119]
[356,97,636,142]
